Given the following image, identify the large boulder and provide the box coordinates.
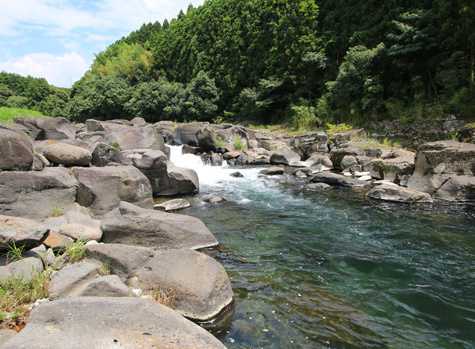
[42,143,92,166]
[367,154,415,184]
[174,123,217,152]
[135,249,234,321]
[407,141,475,197]
[270,147,301,166]
[90,142,131,167]
[124,149,199,196]
[0,215,48,251]
[104,125,165,151]
[48,262,101,299]
[311,172,370,188]
[214,124,257,150]
[0,125,34,171]
[366,183,433,203]
[13,116,77,141]
[72,166,154,218]
[0,167,77,221]
[0,251,44,284]
[291,131,329,159]
[100,211,219,251]
[154,120,175,144]
[433,176,475,202]
[2,297,225,348]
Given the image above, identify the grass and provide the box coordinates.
[108,140,121,150]
[51,205,64,217]
[326,123,353,133]
[60,237,87,264]
[6,242,24,262]
[0,107,47,125]
[215,137,224,148]
[233,136,244,151]
[148,286,177,309]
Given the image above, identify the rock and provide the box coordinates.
[230,171,244,178]
[311,172,370,188]
[304,183,332,191]
[125,149,199,197]
[0,126,34,171]
[293,170,308,178]
[223,151,241,160]
[2,297,225,348]
[42,143,92,166]
[43,231,73,250]
[100,211,218,251]
[59,223,102,241]
[174,123,217,151]
[434,176,475,202]
[368,154,415,183]
[73,166,154,217]
[457,123,475,143]
[204,196,227,204]
[0,330,17,347]
[196,126,217,152]
[214,124,256,150]
[407,141,475,197]
[366,184,433,203]
[85,119,105,132]
[0,215,49,251]
[154,120,175,143]
[104,125,165,151]
[302,154,333,170]
[340,155,358,170]
[13,116,77,141]
[76,275,131,297]
[330,144,382,170]
[250,156,271,165]
[291,131,329,159]
[0,251,44,284]
[130,117,147,127]
[270,147,301,166]
[135,249,234,321]
[90,142,131,167]
[259,167,284,176]
[48,262,101,299]
[0,168,77,221]
[85,243,155,283]
[154,199,191,211]
[210,153,223,166]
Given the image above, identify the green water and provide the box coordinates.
[180,169,474,348]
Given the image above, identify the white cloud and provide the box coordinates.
[0,52,90,88]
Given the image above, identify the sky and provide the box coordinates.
[0,0,205,88]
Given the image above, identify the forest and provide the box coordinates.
[2,0,474,128]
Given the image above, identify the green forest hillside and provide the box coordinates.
[55,0,475,126]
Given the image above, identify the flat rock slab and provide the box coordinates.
[366,184,433,203]
[0,215,48,251]
[260,167,284,176]
[311,172,370,188]
[135,249,234,321]
[154,199,191,211]
[49,262,101,299]
[77,275,131,297]
[2,297,225,348]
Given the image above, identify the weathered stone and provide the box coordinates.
[230,171,244,178]
[100,211,218,251]
[73,166,154,218]
[341,155,358,170]
[59,223,102,241]
[13,116,77,141]
[301,154,333,170]
[174,123,212,148]
[0,168,77,221]
[196,126,217,152]
[85,119,105,132]
[270,147,301,166]
[407,141,475,196]
[0,126,34,171]
[154,120,175,143]
[48,262,101,299]
[204,196,227,204]
[135,249,234,321]
[42,143,92,166]
[0,251,44,285]
[366,184,433,203]
[43,231,73,250]
[214,124,256,150]
[291,131,329,159]
[130,117,147,127]
[223,151,241,160]
[330,144,382,170]
[0,215,48,251]
[154,199,191,211]
[2,297,225,348]
[77,275,131,297]
[85,243,155,283]
[304,183,332,191]
[0,330,17,347]
[311,172,370,188]
[457,123,475,143]
[259,167,285,176]
[368,155,415,183]
[434,176,475,202]
[104,125,165,151]
[90,142,131,167]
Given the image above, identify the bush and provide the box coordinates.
[290,104,322,131]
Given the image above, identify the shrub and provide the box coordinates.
[233,136,244,151]
[216,137,224,148]
[326,123,353,133]
[290,104,322,131]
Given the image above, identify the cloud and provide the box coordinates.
[0,52,90,88]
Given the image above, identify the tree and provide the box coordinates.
[89,75,130,119]
[183,71,219,121]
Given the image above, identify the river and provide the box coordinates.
[169,146,475,348]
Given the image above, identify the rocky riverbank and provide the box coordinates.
[0,116,474,347]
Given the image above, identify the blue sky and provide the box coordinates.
[0,0,205,88]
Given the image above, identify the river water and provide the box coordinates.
[169,147,475,348]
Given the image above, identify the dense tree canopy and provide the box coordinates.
[60,0,474,125]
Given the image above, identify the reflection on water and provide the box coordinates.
[169,146,475,348]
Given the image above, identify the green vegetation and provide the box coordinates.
[60,237,87,264]
[326,123,353,134]
[233,136,244,151]
[5,242,24,262]
[108,140,121,150]
[0,107,46,124]
[215,137,224,148]
[51,205,64,218]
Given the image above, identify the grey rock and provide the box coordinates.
[174,123,216,150]
[154,199,191,211]
[196,126,217,152]
[366,184,433,203]
[104,125,165,151]
[434,176,475,202]
[230,171,244,178]
[0,330,17,347]
[2,297,225,348]
[368,155,415,182]
[304,183,332,191]
[311,172,370,188]
[0,167,77,221]
[204,196,227,204]
[13,116,77,141]
[85,119,105,132]
[77,275,131,297]
[0,215,48,251]
[42,143,92,166]
[90,142,131,167]
[270,147,301,165]
[291,131,329,159]
[135,249,234,321]
[85,243,155,283]
[73,166,154,218]
[59,223,102,241]
[340,155,358,170]
[48,262,101,299]
[0,251,44,285]
[301,154,333,170]
[0,126,34,171]
[259,167,284,176]
[130,117,147,127]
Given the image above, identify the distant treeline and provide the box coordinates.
[7,0,475,127]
